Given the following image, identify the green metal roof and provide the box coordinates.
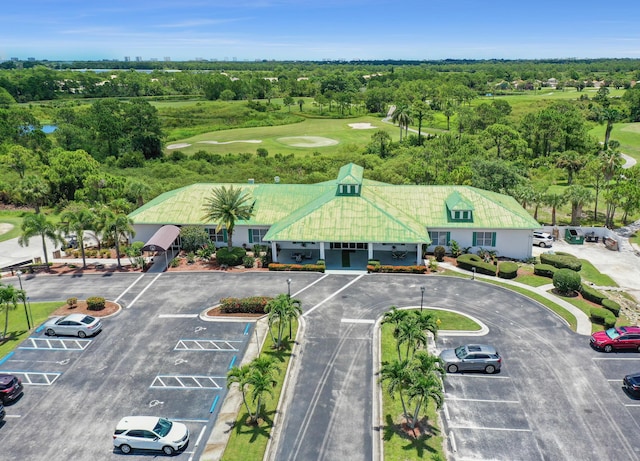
[336,163,364,185]
[445,191,475,211]
[129,164,540,243]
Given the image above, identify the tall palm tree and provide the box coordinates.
[248,366,277,424]
[395,315,427,361]
[18,212,61,266]
[202,186,254,250]
[543,193,564,226]
[406,372,444,430]
[104,211,135,269]
[379,358,413,422]
[563,185,593,226]
[227,364,254,421]
[60,204,95,269]
[391,104,412,141]
[265,294,301,348]
[416,311,440,342]
[411,101,433,146]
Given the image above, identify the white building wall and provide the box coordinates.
[426,229,534,261]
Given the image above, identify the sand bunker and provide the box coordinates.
[277,136,338,147]
[0,223,14,235]
[166,143,191,150]
[197,140,262,145]
[348,122,376,129]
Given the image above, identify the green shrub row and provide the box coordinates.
[580,283,608,305]
[539,252,582,271]
[219,296,272,314]
[367,265,428,274]
[267,263,325,272]
[553,268,582,295]
[601,298,621,316]
[86,296,106,311]
[533,263,557,278]
[590,307,616,328]
[497,261,518,279]
[456,254,496,276]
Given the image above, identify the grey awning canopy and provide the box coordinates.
[142,225,180,252]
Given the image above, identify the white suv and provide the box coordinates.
[113,416,189,455]
[533,231,554,248]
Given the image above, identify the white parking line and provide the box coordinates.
[159,314,198,318]
[449,425,532,432]
[4,414,21,418]
[303,274,365,317]
[445,374,510,379]
[592,357,640,360]
[624,404,640,407]
[341,318,375,324]
[114,274,145,303]
[127,273,163,308]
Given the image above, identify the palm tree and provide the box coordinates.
[382,307,409,360]
[379,358,413,423]
[391,104,412,141]
[104,211,135,269]
[248,366,277,424]
[411,101,433,146]
[543,193,564,226]
[19,175,49,213]
[202,186,254,250]
[416,311,440,342]
[406,372,444,430]
[265,294,301,348]
[18,213,61,266]
[60,204,95,269]
[395,314,427,361]
[0,284,26,339]
[563,185,593,226]
[227,364,254,421]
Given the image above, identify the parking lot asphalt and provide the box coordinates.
[2,270,640,461]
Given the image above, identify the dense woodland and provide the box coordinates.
[1,59,640,228]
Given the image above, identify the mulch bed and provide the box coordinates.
[204,305,265,318]
[51,300,120,317]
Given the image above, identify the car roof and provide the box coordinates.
[116,416,161,431]
[62,313,93,322]
[465,344,498,354]
[619,326,640,333]
[0,374,16,385]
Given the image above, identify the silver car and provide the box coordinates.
[533,231,554,248]
[43,313,102,338]
[439,344,502,374]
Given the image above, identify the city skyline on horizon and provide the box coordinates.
[3,1,640,63]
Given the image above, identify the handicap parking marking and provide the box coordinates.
[0,371,61,386]
[19,337,92,351]
[174,339,242,352]
[150,375,225,390]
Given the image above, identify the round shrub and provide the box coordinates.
[590,307,616,328]
[533,263,556,278]
[66,297,78,307]
[602,298,621,316]
[180,225,210,253]
[498,261,518,279]
[434,246,446,262]
[216,247,247,266]
[242,255,255,268]
[86,296,106,311]
[552,268,582,295]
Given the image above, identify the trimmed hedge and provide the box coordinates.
[86,296,106,311]
[539,252,582,271]
[497,261,518,279]
[590,307,616,328]
[456,254,497,276]
[602,298,621,316]
[367,265,428,274]
[533,263,557,278]
[553,268,582,295]
[216,246,247,266]
[580,283,608,305]
[220,296,272,314]
[434,246,446,262]
[268,263,325,273]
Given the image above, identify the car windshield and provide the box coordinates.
[153,418,172,437]
[605,328,621,340]
[454,346,467,359]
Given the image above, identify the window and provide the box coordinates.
[473,232,496,247]
[249,228,268,244]
[452,210,472,220]
[208,228,226,243]
[329,242,367,249]
[429,231,450,246]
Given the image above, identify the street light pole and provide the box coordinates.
[16,271,31,330]
[287,278,292,298]
[420,286,425,312]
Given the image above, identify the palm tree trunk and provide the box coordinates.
[114,227,122,269]
[40,234,49,265]
[80,242,87,269]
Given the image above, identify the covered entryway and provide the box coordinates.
[142,225,181,272]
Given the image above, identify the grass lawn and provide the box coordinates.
[589,122,640,163]
[221,319,297,461]
[165,115,398,157]
[579,259,618,287]
[0,301,63,358]
[0,210,28,243]
[432,309,481,331]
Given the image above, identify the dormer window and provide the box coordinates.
[445,191,474,222]
[453,210,472,220]
[336,163,363,196]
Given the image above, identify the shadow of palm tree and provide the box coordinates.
[234,410,276,443]
[382,414,439,457]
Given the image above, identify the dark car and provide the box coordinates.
[590,326,640,352]
[0,402,5,421]
[623,372,640,397]
[0,374,23,404]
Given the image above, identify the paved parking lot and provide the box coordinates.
[2,270,640,461]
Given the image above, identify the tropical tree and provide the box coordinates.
[202,186,254,250]
[416,310,440,342]
[411,100,433,145]
[555,150,587,185]
[395,314,427,361]
[391,104,412,141]
[227,364,254,421]
[60,203,95,268]
[103,210,135,269]
[265,294,301,349]
[543,193,564,226]
[406,371,444,430]
[563,185,593,226]
[19,175,49,213]
[18,212,61,266]
[379,358,413,422]
[247,363,277,424]
[369,130,392,158]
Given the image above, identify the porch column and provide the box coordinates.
[368,243,374,260]
[320,242,326,260]
[416,245,422,265]
[271,241,279,262]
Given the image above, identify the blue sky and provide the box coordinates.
[2,0,640,62]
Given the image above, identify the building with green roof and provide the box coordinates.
[129,163,541,269]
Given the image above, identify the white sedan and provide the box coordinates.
[533,231,554,248]
[43,313,102,338]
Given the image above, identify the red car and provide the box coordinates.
[590,326,640,352]
[0,374,23,404]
